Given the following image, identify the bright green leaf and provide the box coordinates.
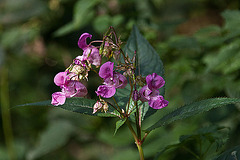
[114,118,127,135]
[26,120,75,160]
[146,98,240,132]
[154,125,229,160]
[54,0,98,36]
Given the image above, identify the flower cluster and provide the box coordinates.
[139,73,168,109]
[51,72,88,106]
[51,33,101,106]
[51,30,168,114]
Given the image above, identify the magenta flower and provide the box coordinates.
[96,61,127,98]
[51,71,88,106]
[62,80,88,98]
[96,85,116,98]
[86,48,101,67]
[104,72,127,89]
[148,95,169,109]
[78,33,101,67]
[146,73,165,90]
[139,73,168,109]
[51,92,66,106]
[54,72,67,87]
[99,61,114,79]
[78,33,92,50]
[139,85,159,102]
[113,72,128,89]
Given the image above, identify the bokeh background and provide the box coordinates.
[1,0,240,159]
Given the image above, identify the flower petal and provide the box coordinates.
[114,72,127,89]
[99,61,114,79]
[146,73,165,90]
[95,85,116,98]
[78,33,92,50]
[75,82,88,97]
[148,95,168,109]
[139,85,152,102]
[88,48,101,67]
[63,80,88,98]
[51,92,66,106]
[54,72,67,86]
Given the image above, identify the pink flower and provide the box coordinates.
[146,73,165,90]
[95,85,116,98]
[62,80,88,98]
[86,48,101,67]
[78,33,92,50]
[51,92,66,106]
[148,95,169,109]
[113,72,128,89]
[104,72,127,89]
[96,61,127,98]
[139,73,168,109]
[77,33,101,67]
[99,61,114,79]
[54,72,67,87]
[51,72,88,106]
[139,85,159,102]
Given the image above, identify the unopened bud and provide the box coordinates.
[93,101,103,114]
[132,90,140,101]
[103,102,109,113]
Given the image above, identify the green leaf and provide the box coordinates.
[204,39,240,74]
[26,120,75,160]
[19,97,118,117]
[213,145,240,160]
[154,125,229,160]
[122,25,165,119]
[124,25,164,78]
[114,118,127,135]
[222,10,240,31]
[194,25,222,48]
[114,84,131,110]
[145,98,240,132]
[54,0,98,36]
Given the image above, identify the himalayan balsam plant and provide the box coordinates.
[24,26,240,160]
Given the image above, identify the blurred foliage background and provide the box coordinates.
[1,0,240,159]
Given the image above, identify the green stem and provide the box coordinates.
[136,143,144,160]
[126,78,133,114]
[1,67,16,160]
[135,100,141,139]
[112,97,122,113]
[126,119,144,160]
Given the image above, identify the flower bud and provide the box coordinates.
[132,90,140,101]
[103,102,109,113]
[93,101,103,114]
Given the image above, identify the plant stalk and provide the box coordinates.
[1,67,16,160]
[126,119,144,160]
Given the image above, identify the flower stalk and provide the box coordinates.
[126,119,145,160]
